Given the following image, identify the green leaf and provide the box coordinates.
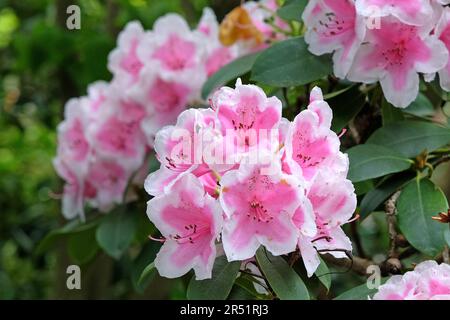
[381,98,404,125]
[186,256,241,300]
[334,279,387,300]
[235,275,269,300]
[328,85,366,133]
[95,209,138,259]
[201,52,259,99]
[346,144,412,183]
[315,257,331,292]
[251,37,332,87]
[354,180,374,196]
[256,248,309,300]
[138,262,156,288]
[67,227,99,265]
[404,93,434,117]
[36,219,99,255]
[360,172,415,220]
[277,0,307,22]
[397,178,449,256]
[133,242,161,292]
[367,121,450,158]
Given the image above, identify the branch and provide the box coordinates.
[321,253,373,276]
[385,191,401,258]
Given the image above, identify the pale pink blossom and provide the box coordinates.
[303,0,366,78]
[86,158,129,212]
[434,8,450,91]
[212,78,282,157]
[53,158,86,220]
[131,65,193,145]
[374,261,450,300]
[219,159,305,261]
[347,16,448,108]
[56,98,90,178]
[284,87,341,181]
[295,172,356,276]
[137,14,206,93]
[147,174,223,280]
[108,21,145,86]
[197,8,238,77]
[355,0,434,26]
[88,95,147,171]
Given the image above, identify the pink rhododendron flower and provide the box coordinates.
[147,174,223,280]
[131,65,193,145]
[144,81,356,279]
[85,158,129,212]
[108,21,145,86]
[56,98,90,175]
[374,261,450,300]
[243,0,288,49]
[137,14,206,92]
[303,0,366,78]
[212,78,282,157]
[53,158,86,220]
[88,95,147,171]
[197,8,238,77]
[284,88,341,181]
[355,0,434,26]
[347,16,448,107]
[219,159,306,261]
[434,8,450,91]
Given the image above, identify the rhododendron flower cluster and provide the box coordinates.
[146,80,357,280]
[54,3,285,220]
[303,0,450,108]
[374,261,450,300]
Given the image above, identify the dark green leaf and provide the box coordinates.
[138,262,156,288]
[354,180,374,196]
[347,144,412,183]
[67,227,99,265]
[201,52,259,99]
[381,99,404,125]
[256,248,309,300]
[235,275,269,299]
[133,242,161,292]
[404,93,434,117]
[277,0,307,22]
[360,172,415,220]
[251,37,332,87]
[367,121,450,158]
[397,178,449,256]
[328,86,366,132]
[334,279,387,300]
[36,219,99,255]
[186,256,241,300]
[315,257,331,291]
[96,209,138,259]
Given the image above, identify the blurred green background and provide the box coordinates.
[0,0,246,300]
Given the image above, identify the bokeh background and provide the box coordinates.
[1,0,449,300]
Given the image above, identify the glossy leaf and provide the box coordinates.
[201,52,259,99]
[251,37,332,87]
[256,248,309,300]
[96,209,138,259]
[397,178,448,256]
[367,121,450,158]
[346,144,412,183]
[186,256,241,300]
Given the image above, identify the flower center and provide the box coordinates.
[170,223,209,244]
[247,200,274,223]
